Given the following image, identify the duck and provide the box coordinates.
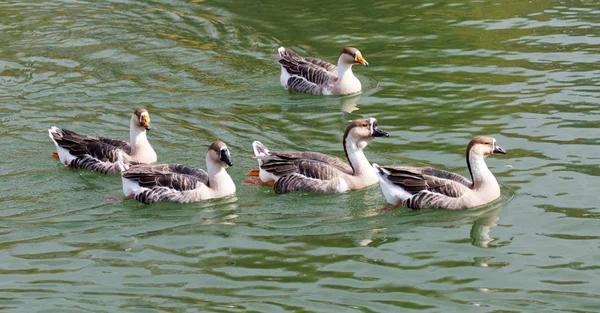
[251,118,388,194]
[277,46,369,95]
[48,108,157,174]
[119,141,236,204]
[372,136,507,210]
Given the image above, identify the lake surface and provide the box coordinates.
[1,0,599,312]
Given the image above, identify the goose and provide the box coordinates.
[277,46,369,95]
[373,136,507,210]
[48,108,157,174]
[119,141,236,204]
[250,118,388,194]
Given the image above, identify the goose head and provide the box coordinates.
[339,47,369,67]
[467,136,507,159]
[344,117,388,150]
[208,141,233,168]
[132,108,152,131]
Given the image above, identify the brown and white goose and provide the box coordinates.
[373,136,507,210]
[252,118,388,194]
[277,46,369,95]
[48,108,157,174]
[119,141,236,204]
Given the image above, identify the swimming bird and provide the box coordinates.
[277,46,369,95]
[373,136,507,210]
[251,118,388,194]
[119,141,236,204]
[48,108,157,174]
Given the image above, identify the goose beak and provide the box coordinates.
[372,125,389,137]
[356,53,369,67]
[493,143,507,154]
[221,150,233,167]
[141,115,151,131]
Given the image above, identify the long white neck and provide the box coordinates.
[205,154,235,193]
[344,138,375,178]
[468,151,498,190]
[128,117,156,163]
[337,60,355,81]
[129,119,148,155]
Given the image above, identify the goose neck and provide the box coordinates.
[343,136,371,176]
[467,151,497,189]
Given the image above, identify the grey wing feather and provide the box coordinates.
[96,136,131,153]
[420,167,472,187]
[123,164,208,191]
[403,191,465,210]
[286,76,323,95]
[293,151,353,174]
[278,49,336,95]
[303,57,337,73]
[134,187,181,205]
[50,128,131,174]
[274,173,339,194]
[382,166,470,198]
[52,128,131,162]
[259,152,352,179]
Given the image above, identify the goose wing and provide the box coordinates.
[382,166,471,198]
[278,48,337,74]
[282,151,353,174]
[273,173,344,194]
[303,57,337,73]
[258,151,352,179]
[278,48,337,94]
[420,167,472,187]
[52,128,131,162]
[122,164,208,191]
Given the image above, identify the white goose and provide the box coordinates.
[48,108,157,174]
[373,136,507,210]
[251,118,388,194]
[119,141,236,204]
[277,46,369,95]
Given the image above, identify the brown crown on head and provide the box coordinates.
[209,141,227,152]
[466,136,496,157]
[341,47,359,56]
[134,108,149,118]
[343,118,373,138]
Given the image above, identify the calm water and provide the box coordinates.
[1,0,599,312]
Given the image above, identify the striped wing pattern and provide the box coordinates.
[258,151,353,194]
[259,151,352,179]
[278,48,337,95]
[382,166,473,210]
[51,128,132,174]
[274,173,340,194]
[123,164,209,204]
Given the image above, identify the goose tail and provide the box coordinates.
[373,164,411,206]
[252,141,270,157]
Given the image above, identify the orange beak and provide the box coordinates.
[356,53,369,67]
[140,115,151,130]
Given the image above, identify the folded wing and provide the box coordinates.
[122,164,209,191]
[278,47,337,95]
[382,166,472,198]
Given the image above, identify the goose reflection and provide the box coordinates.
[470,205,501,248]
[340,94,361,113]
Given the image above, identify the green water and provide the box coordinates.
[1,0,599,312]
